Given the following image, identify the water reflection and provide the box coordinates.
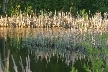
[0,28,86,72]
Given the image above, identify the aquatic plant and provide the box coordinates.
[0,11,107,33]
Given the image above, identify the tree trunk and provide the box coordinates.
[2,0,8,13]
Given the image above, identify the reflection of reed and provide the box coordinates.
[11,55,18,72]
[32,48,84,66]
[0,28,40,38]
[11,53,72,72]
[11,55,32,72]
[1,27,107,64]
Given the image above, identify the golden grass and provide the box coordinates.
[0,11,107,34]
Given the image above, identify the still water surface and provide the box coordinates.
[0,28,86,72]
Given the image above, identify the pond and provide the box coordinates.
[0,27,106,72]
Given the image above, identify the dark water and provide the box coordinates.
[0,28,87,72]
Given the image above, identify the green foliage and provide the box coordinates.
[74,32,108,72]
[70,67,78,72]
[80,9,88,20]
[105,64,108,71]
[83,47,105,72]
[0,0,108,16]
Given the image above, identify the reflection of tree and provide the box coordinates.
[1,37,10,72]
[1,37,6,71]
[0,55,3,72]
